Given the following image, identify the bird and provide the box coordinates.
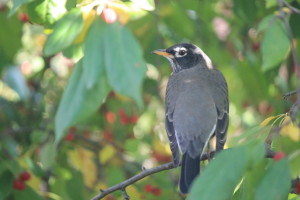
[152,43,229,194]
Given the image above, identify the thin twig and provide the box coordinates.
[282,0,300,14]
[122,188,130,200]
[90,161,176,200]
[90,149,275,200]
[90,151,215,200]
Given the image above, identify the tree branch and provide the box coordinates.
[90,149,275,200]
[90,151,216,200]
[282,0,300,14]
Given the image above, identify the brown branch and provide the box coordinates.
[90,149,275,200]
[277,0,299,72]
[282,0,300,14]
[90,151,216,200]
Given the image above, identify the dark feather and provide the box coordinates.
[179,153,200,194]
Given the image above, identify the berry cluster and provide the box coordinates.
[13,171,31,190]
[143,184,161,196]
[118,109,138,125]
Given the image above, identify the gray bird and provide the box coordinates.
[153,43,229,194]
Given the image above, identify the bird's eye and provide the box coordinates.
[178,49,187,56]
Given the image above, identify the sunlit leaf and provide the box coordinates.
[280,116,300,141]
[68,147,97,188]
[127,185,144,199]
[261,18,290,71]
[55,60,110,143]
[43,8,83,56]
[27,0,66,25]
[108,1,130,24]
[99,144,116,164]
[260,115,276,126]
[40,142,56,169]
[73,9,96,44]
[130,0,155,11]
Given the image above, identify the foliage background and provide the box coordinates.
[0,0,300,199]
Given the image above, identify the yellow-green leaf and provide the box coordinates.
[99,144,116,164]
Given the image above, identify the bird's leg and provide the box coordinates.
[206,143,212,161]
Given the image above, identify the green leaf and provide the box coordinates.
[9,0,34,17]
[66,171,84,200]
[0,12,22,69]
[257,15,275,33]
[0,170,14,200]
[14,186,43,200]
[255,159,291,200]
[103,23,147,107]
[27,0,66,25]
[189,143,265,200]
[265,0,277,8]
[62,43,83,60]
[82,18,107,89]
[188,147,248,200]
[233,0,257,23]
[3,66,30,100]
[54,60,111,143]
[43,8,83,56]
[40,141,56,169]
[261,18,290,71]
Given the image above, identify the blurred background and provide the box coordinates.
[0,0,300,199]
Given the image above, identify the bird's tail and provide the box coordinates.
[179,153,200,194]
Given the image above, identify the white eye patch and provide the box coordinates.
[174,47,187,57]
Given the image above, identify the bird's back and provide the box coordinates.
[166,67,221,157]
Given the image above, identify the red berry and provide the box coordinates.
[118,109,126,118]
[144,184,153,193]
[65,127,76,141]
[151,187,161,196]
[251,43,260,52]
[103,130,114,142]
[18,13,29,22]
[13,180,26,190]
[101,8,117,24]
[129,115,138,124]
[19,171,31,182]
[152,151,172,163]
[0,4,7,12]
[119,109,130,125]
[296,182,300,194]
[273,152,285,161]
[65,133,75,141]
[105,111,116,124]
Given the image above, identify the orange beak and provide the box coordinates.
[152,49,173,58]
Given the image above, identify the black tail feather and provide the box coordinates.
[179,153,200,194]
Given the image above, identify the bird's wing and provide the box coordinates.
[165,75,180,166]
[207,69,229,150]
[165,116,180,166]
[167,69,218,158]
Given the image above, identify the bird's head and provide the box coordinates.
[152,43,213,73]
